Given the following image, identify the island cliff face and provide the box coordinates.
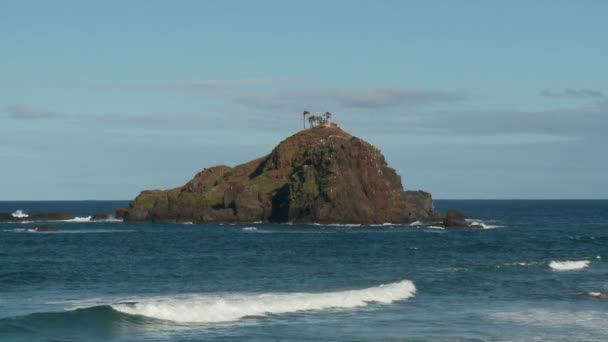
[117,125,434,224]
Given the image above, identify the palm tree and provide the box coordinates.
[308,115,315,128]
[314,115,323,126]
[302,111,310,129]
[324,112,332,123]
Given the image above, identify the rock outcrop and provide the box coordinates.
[90,213,116,221]
[0,213,74,222]
[34,225,58,232]
[443,210,469,228]
[117,125,435,224]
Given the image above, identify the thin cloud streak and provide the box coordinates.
[6,95,604,146]
[125,79,466,110]
[3,104,66,119]
[130,79,270,91]
[541,88,604,99]
[232,88,466,110]
[331,89,465,108]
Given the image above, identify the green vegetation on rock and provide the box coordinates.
[117,124,434,224]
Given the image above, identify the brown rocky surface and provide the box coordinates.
[34,225,58,232]
[117,125,435,224]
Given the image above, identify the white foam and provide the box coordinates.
[466,219,500,229]
[549,260,590,271]
[242,227,257,231]
[313,223,362,227]
[111,279,416,323]
[409,221,424,226]
[63,216,92,222]
[11,210,29,218]
[589,292,602,297]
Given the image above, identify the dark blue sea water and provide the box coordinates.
[1,200,607,341]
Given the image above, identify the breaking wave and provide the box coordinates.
[110,279,416,323]
[63,216,92,222]
[466,219,501,229]
[11,210,29,218]
[549,260,590,271]
[0,280,416,332]
[312,223,362,227]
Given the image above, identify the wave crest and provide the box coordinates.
[549,260,590,271]
[111,279,416,323]
[11,210,29,218]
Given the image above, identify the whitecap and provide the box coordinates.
[426,225,445,230]
[111,279,416,323]
[549,260,590,271]
[62,216,92,222]
[242,227,257,231]
[11,210,29,218]
[314,223,362,228]
[466,219,501,229]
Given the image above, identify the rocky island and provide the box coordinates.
[117,124,440,225]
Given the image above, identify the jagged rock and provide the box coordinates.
[90,213,115,221]
[443,210,468,228]
[115,208,129,220]
[30,213,74,221]
[117,125,435,224]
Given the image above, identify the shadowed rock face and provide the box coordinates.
[117,126,434,224]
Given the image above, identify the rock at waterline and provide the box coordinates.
[34,225,58,232]
[90,213,116,221]
[117,125,435,224]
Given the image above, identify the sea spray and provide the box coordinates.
[11,210,29,218]
[549,260,590,271]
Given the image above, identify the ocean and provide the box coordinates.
[0,200,607,341]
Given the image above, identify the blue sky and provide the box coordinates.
[1,1,606,200]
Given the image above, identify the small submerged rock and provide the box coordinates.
[90,213,115,221]
[443,210,469,228]
[34,225,58,232]
[591,292,608,300]
[422,210,483,229]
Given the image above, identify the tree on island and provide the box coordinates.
[302,111,310,129]
[307,115,316,128]
[302,111,334,128]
